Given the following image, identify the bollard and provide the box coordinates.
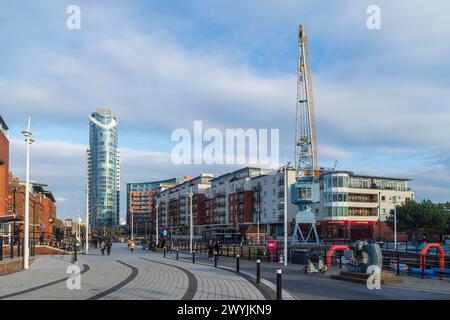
[276,269,282,300]
[10,234,14,259]
[163,247,166,258]
[192,250,196,264]
[339,252,342,268]
[421,257,425,279]
[236,254,240,273]
[74,239,78,262]
[256,259,261,284]
[176,248,179,260]
[248,246,251,261]
[396,253,400,276]
[214,251,218,267]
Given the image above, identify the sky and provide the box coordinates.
[1,0,449,220]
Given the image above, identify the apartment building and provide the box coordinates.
[203,167,272,240]
[314,171,414,241]
[158,174,213,237]
[126,178,180,237]
[251,167,297,238]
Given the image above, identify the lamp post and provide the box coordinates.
[22,117,33,270]
[256,185,260,245]
[392,196,398,250]
[130,193,134,241]
[85,179,89,255]
[378,191,381,240]
[283,162,290,267]
[188,187,193,254]
[11,186,17,258]
[155,200,159,246]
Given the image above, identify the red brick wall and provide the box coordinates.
[229,191,254,226]
[42,197,56,238]
[243,191,254,223]
[193,194,205,225]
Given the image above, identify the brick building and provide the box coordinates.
[6,176,57,242]
[126,179,180,237]
[0,116,9,221]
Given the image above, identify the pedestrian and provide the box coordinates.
[100,240,106,256]
[207,239,214,260]
[214,240,220,257]
[39,233,44,245]
[129,240,135,253]
[106,239,112,256]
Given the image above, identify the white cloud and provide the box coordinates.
[2,0,450,207]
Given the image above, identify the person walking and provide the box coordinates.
[129,240,135,253]
[214,240,220,258]
[100,240,106,256]
[207,239,214,260]
[106,239,112,256]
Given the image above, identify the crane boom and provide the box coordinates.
[291,24,320,245]
[295,24,318,178]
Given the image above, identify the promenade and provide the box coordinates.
[0,244,274,300]
[1,243,449,300]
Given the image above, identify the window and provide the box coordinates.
[298,188,312,200]
[362,180,369,188]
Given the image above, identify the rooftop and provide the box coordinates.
[321,170,411,181]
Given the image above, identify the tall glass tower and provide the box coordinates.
[87,108,120,229]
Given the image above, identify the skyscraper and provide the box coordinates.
[87,108,120,229]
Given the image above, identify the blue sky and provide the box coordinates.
[1,0,450,220]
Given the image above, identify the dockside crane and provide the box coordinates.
[291,25,320,245]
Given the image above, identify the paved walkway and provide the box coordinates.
[0,244,268,300]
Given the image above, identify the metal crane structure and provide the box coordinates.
[291,25,320,245]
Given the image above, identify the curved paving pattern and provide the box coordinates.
[142,254,265,300]
[0,245,268,300]
[139,258,195,300]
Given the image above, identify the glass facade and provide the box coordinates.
[88,109,119,228]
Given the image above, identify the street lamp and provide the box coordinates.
[392,196,398,250]
[283,162,291,267]
[22,117,33,270]
[130,193,134,241]
[155,199,159,246]
[85,179,89,255]
[188,187,193,254]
